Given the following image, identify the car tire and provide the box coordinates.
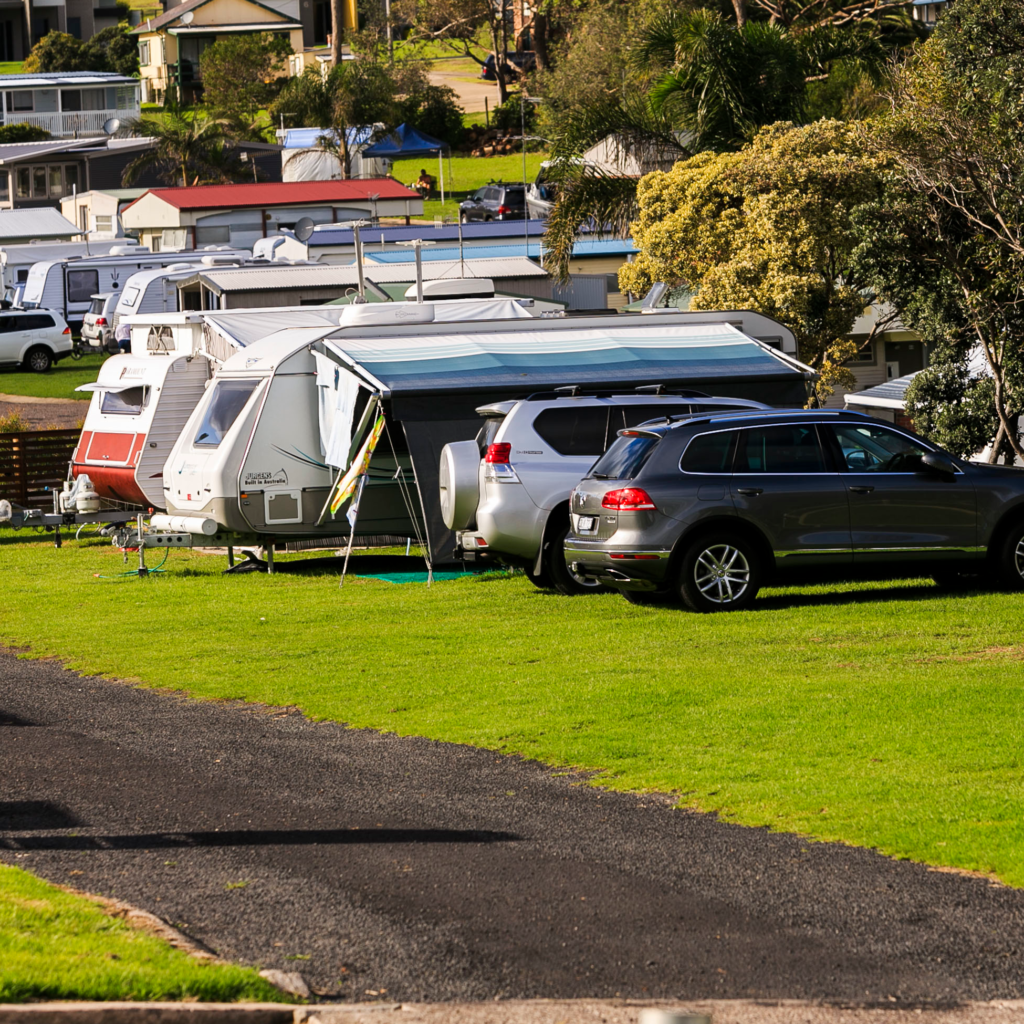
[24,346,52,373]
[545,521,606,596]
[524,565,553,590]
[677,532,762,613]
[996,520,1024,590]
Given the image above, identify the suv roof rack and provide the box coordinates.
[525,387,718,401]
[664,407,876,429]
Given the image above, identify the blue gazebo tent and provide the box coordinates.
[363,124,452,203]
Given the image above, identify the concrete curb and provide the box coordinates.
[5,1001,1024,1024]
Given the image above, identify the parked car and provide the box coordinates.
[81,293,119,353]
[459,184,527,223]
[439,391,772,594]
[563,408,1024,611]
[0,309,72,372]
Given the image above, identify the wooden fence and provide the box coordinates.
[0,429,79,509]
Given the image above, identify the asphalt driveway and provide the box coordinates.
[2,650,1024,1004]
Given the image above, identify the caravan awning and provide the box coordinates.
[74,382,144,393]
[322,321,812,411]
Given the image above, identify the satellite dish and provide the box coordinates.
[180,10,193,23]
[102,117,120,136]
[294,217,315,243]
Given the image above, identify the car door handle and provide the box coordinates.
[849,485,875,494]
[736,487,763,496]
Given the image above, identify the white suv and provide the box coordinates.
[439,391,771,594]
[81,293,119,352]
[0,309,72,372]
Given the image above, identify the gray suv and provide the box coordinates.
[439,391,770,594]
[565,409,1024,611]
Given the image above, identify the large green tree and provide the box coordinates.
[864,0,1024,462]
[23,26,138,75]
[199,33,291,140]
[619,119,892,403]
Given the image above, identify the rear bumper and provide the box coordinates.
[563,542,673,591]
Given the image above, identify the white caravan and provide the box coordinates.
[21,248,250,333]
[1,240,142,293]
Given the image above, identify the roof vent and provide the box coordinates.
[166,262,194,271]
[200,254,241,266]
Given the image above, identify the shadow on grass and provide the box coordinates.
[755,579,997,612]
[0,825,520,851]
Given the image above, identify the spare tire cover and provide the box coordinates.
[439,440,482,530]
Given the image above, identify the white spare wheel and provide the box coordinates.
[439,440,482,530]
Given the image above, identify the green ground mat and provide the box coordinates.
[355,570,477,584]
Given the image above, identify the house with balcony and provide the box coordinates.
[0,0,121,63]
[0,71,140,139]
[132,0,314,106]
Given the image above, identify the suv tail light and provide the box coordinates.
[497,205,511,215]
[62,326,71,335]
[602,488,657,511]
[95,317,107,326]
[485,443,511,464]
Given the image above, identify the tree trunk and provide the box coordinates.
[731,0,748,26]
[490,15,508,106]
[533,11,550,71]
[330,0,343,67]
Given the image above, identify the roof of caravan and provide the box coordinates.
[302,220,549,247]
[317,318,814,395]
[187,257,547,293]
[203,307,349,347]
[844,372,919,410]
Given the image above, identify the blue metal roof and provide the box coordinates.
[307,219,549,247]
[365,239,637,264]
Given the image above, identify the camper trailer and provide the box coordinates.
[0,240,143,294]
[161,308,814,560]
[21,249,250,333]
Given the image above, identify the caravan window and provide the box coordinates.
[101,386,149,416]
[194,379,260,447]
[67,269,100,303]
[121,285,141,307]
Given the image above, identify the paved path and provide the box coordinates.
[3,651,1024,1005]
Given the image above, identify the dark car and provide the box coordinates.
[459,184,527,223]
[564,409,1024,611]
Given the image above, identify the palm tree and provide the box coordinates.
[121,110,242,187]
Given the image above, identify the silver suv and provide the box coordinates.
[439,390,770,594]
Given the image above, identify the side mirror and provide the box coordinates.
[922,451,957,476]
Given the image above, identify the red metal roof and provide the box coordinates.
[123,179,419,212]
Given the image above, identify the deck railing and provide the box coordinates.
[5,109,140,138]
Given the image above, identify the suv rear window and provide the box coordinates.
[89,297,105,315]
[589,433,661,480]
[475,416,505,455]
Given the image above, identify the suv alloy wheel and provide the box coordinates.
[678,532,762,612]
[24,346,52,373]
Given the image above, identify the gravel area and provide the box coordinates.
[2,650,1024,1006]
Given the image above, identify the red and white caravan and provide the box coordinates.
[72,349,211,508]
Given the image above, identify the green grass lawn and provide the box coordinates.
[0,62,22,74]
[0,354,104,403]
[2,534,1024,887]
[395,152,547,224]
[0,863,290,1003]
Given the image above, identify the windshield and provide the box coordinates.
[589,433,661,480]
[100,386,148,416]
[194,379,260,447]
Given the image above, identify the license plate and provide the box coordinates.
[577,516,596,531]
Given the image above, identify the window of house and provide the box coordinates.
[847,341,874,363]
[64,164,78,193]
[0,170,9,203]
[16,167,29,199]
[32,167,46,198]
[6,91,32,112]
[139,41,150,65]
[95,214,113,233]
[195,225,230,245]
[67,269,100,303]
[61,90,81,111]
[78,204,88,230]
[67,16,81,38]
[48,165,63,198]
